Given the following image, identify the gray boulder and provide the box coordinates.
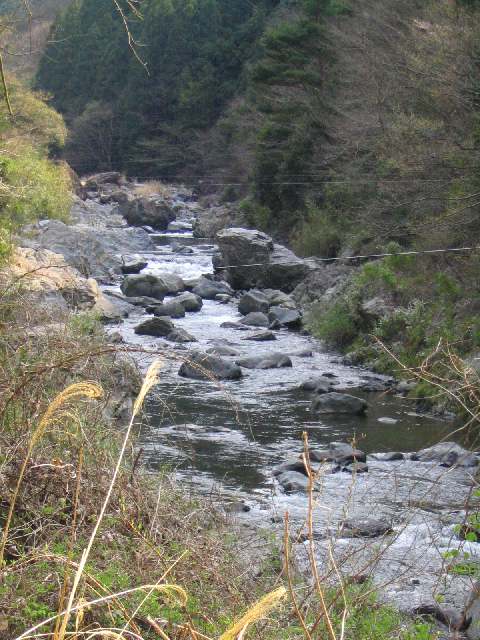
[312,393,368,415]
[178,351,242,381]
[238,290,270,315]
[242,331,276,342]
[300,377,334,394]
[342,461,369,474]
[166,328,197,343]
[268,305,302,328]
[121,275,166,300]
[192,277,233,300]
[310,443,366,465]
[215,228,311,292]
[370,452,405,461]
[343,519,393,538]
[415,442,478,467]
[148,301,186,319]
[264,289,297,309]
[120,195,176,230]
[134,316,174,337]
[175,291,203,312]
[18,219,153,281]
[206,345,239,357]
[236,352,292,370]
[240,312,270,328]
[273,458,308,477]
[276,471,309,493]
[84,172,122,189]
[120,256,148,274]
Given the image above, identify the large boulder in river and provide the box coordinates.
[121,273,184,299]
[192,276,233,300]
[268,306,302,328]
[166,328,197,343]
[120,195,176,230]
[121,256,148,274]
[175,291,203,312]
[414,442,478,467]
[215,228,311,292]
[178,351,242,381]
[148,301,186,319]
[236,352,292,369]
[238,290,270,315]
[17,219,154,282]
[121,275,165,300]
[312,393,368,415]
[240,312,270,328]
[134,316,174,337]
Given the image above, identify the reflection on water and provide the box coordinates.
[112,229,464,498]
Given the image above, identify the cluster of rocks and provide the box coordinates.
[273,441,479,494]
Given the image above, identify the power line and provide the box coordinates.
[213,245,480,269]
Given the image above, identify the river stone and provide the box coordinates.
[268,306,302,328]
[193,276,233,300]
[236,352,293,370]
[168,220,192,232]
[343,519,393,538]
[166,328,197,343]
[120,195,176,230]
[415,442,478,467]
[172,244,194,255]
[310,443,367,465]
[215,228,311,292]
[300,377,334,394]
[276,471,309,493]
[18,219,154,282]
[178,351,242,381]
[312,392,368,415]
[273,458,308,477]
[120,256,148,274]
[242,331,276,342]
[120,295,163,308]
[206,345,239,357]
[121,275,166,300]
[240,312,270,327]
[148,301,186,319]
[134,316,174,337]
[220,322,251,331]
[215,294,232,303]
[342,461,369,474]
[370,452,405,461]
[238,290,270,315]
[264,289,297,309]
[174,291,203,312]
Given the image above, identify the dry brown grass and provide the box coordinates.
[133,181,170,199]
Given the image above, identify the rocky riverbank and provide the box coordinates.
[10,174,480,639]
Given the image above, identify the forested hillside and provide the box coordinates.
[36,0,480,368]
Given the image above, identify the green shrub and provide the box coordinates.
[308,298,360,348]
[0,145,71,229]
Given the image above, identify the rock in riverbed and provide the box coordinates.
[121,273,184,299]
[242,331,276,342]
[192,276,233,300]
[215,228,312,292]
[119,195,176,230]
[414,442,478,468]
[178,351,243,381]
[175,291,203,312]
[236,352,292,370]
[134,316,174,337]
[166,328,197,343]
[120,256,148,274]
[240,312,270,327]
[148,301,186,319]
[268,306,302,328]
[311,392,368,415]
[238,290,270,315]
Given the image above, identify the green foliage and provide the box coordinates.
[37,0,279,175]
[308,298,360,348]
[0,81,71,264]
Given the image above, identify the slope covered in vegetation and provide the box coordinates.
[36,0,480,370]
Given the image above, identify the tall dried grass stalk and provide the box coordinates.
[54,360,162,640]
[219,586,287,640]
[0,382,103,568]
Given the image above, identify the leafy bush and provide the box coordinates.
[308,298,360,348]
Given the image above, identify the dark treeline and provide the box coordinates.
[37,0,280,177]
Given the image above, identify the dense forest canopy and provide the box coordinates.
[37,0,280,176]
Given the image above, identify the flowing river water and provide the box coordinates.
[91,190,480,617]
